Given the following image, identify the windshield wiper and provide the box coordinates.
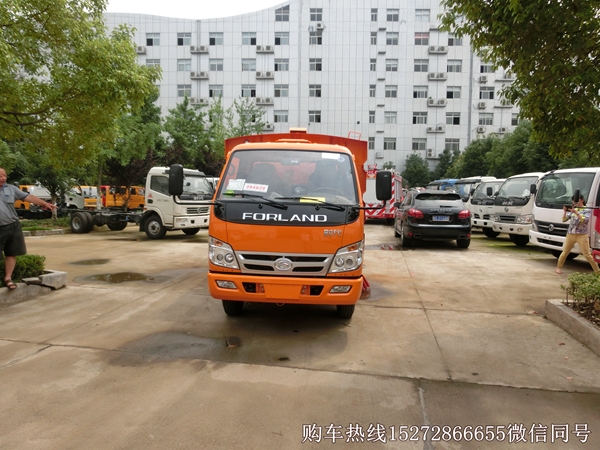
[277,196,346,211]
[222,192,288,210]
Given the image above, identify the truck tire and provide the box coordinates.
[336,304,355,319]
[144,215,167,239]
[182,228,200,236]
[70,212,90,234]
[222,300,244,316]
[509,234,529,247]
[82,212,95,233]
[482,228,500,238]
[108,222,128,231]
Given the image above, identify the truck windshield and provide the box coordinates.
[535,172,596,209]
[497,176,539,199]
[218,149,358,204]
[180,174,214,200]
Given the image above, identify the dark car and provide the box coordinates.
[394,189,472,248]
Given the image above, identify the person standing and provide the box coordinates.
[556,195,600,274]
[0,168,57,289]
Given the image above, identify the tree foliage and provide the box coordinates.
[0,0,160,164]
[447,137,496,178]
[440,0,600,162]
[402,154,431,188]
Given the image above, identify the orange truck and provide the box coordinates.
[169,129,392,318]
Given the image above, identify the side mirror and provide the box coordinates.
[394,201,401,208]
[169,164,184,197]
[529,184,537,195]
[375,171,393,201]
[486,187,493,196]
[573,188,580,203]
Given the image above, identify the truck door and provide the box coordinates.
[148,174,174,225]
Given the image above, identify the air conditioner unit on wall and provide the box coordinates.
[263,123,274,131]
[436,125,445,132]
[499,126,508,133]
[427,98,435,105]
[427,149,437,159]
[190,45,208,53]
[375,151,384,159]
[477,126,486,133]
[136,46,146,54]
[477,101,487,109]
[437,99,447,106]
[480,75,488,83]
[316,22,324,30]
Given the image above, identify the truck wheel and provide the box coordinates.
[107,222,128,231]
[222,300,244,316]
[144,215,167,239]
[82,212,95,233]
[182,228,200,236]
[70,212,90,234]
[336,304,355,319]
[509,234,529,247]
[483,228,500,238]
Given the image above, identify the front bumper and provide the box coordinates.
[172,214,210,229]
[492,222,531,235]
[208,273,363,305]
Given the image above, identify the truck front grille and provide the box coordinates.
[186,207,210,215]
[236,251,332,276]
[535,220,568,237]
[497,214,516,223]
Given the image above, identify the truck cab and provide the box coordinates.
[469,178,506,238]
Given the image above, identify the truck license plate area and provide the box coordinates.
[265,284,301,300]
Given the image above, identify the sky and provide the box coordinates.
[105,0,285,20]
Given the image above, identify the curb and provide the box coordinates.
[22,229,65,237]
[545,299,600,357]
[0,270,67,306]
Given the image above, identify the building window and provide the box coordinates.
[370,32,377,45]
[386,32,399,45]
[412,138,427,151]
[210,59,223,71]
[387,9,399,21]
[242,59,256,71]
[415,32,429,45]
[447,86,461,99]
[146,33,160,46]
[371,8,378,22]
[310,8,322,21]
[242,32,257,45]
[309,32,322,45]
[309,84,321,97]
[274,59,289,71]
[146,59,160,67]
[177,85,191,97]
[368,137,375,150]
[479,113,494,125]
[369,111,375,123]
[209,85,223,98]
[275,32,289,45]
[480,87,495,100]
[384,111,397,124]
[384,138,396,150]
[241,85,256,97]
[177,33,191,46]
[369,85,376,98]
[446,112,461,125]
[386,59,398,72]
[413,112,428,125]
[445,139,460,152]
[414,59,429,72]
[447,59,462,73]
[209,32,223,45]
[413,86,428,98]
[177,59,191,71]
[274,84,289,97]
[309,58,322,71]
[385,85,397,98]
[274,110,288,123]
[480,63,494,73]
[416,9,430,22]
[448,33,462,46]
[309,110,321,123]
[511,113,520,126]
[275,5,289,22]
[370,59,377,71]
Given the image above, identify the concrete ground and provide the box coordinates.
[0,223,599,449]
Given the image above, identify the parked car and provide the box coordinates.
[394,189,472,248]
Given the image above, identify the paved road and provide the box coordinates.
[0,223,599,449]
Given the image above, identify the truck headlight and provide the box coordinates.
[329,241,363,273]
[489,214,499,222]
[516,214,534,224]
[209,237,239,269]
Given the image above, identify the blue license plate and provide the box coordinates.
[432,215,450,222]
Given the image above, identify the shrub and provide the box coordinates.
[0,254,46,282]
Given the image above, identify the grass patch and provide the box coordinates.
[20,217,71,231]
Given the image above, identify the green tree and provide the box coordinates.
[431,148,459,180]
[440,0,600,162]
[448,137,495,178]
[226,98,267,137]
[402,154,431,188]
[0,0,160,164]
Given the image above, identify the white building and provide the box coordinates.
[105,0,518,173]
